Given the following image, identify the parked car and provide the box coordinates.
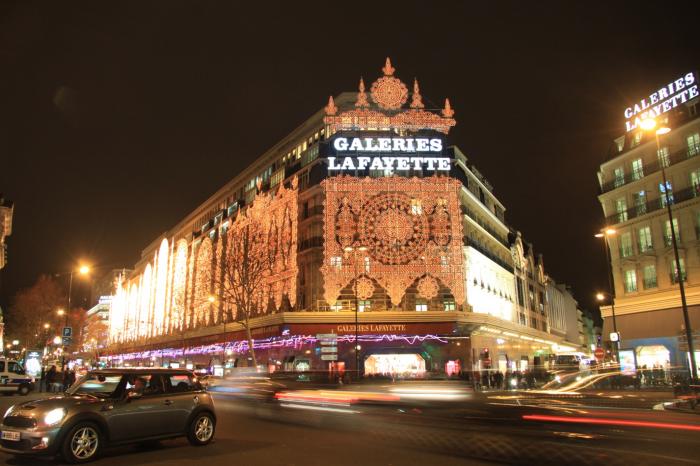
[0,358,35,396]
[0,368,215,463]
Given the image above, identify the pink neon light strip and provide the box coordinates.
[522,414,700,432]
[107,333,448,361]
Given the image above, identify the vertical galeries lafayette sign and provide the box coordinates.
[624,71,699,132]
[327,135,451,172]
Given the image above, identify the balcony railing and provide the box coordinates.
[605,185,700,225]
[460,205,509,247]
[601,145,700,193]
[464,237,514,273]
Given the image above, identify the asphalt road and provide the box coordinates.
[0,390,697,466]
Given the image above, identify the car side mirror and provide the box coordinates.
[126,391,142,401]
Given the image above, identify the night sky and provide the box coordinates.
[1,1,699,318]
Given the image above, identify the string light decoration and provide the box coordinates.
[355,277,375,300]
[171,239,189,332]
[416,275,440,300]
[153,238,169,336]
[323,57,456,134]
[370,57,408,110]
[109,177,300,345]
[321,176,465,307]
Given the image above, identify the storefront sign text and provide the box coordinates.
[624,72,698,132]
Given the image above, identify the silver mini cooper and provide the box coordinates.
[0,368,216,463]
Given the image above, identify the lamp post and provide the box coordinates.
[343,245,368,381]
[56,264,91,370]
[641,118,697,381]
[595,228,620,365]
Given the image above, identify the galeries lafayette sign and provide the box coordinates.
[328,136,450,172]
[624,72,698,132]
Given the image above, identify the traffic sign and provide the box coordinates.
[321,347,338,353]
[321,354,338,361]
[316,333,337,340]
[62,327,72,338]
[594,347,605,360]
[62,336,72,345]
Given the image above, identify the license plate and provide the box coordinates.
[1,431,20,441]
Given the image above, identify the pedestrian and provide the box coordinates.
[40,366,46,392]
[46,365,57,393]
[64,369,76,390]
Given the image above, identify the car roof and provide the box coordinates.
[90,368,195,376]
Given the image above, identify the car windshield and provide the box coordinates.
[67,373,123,398]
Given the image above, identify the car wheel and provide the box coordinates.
[18,385,29,396]
[187,412,215,446]
[61,422,102,464]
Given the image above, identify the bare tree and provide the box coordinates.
[214,217,273,368]
[6,275,66,348]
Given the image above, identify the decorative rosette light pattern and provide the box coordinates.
[321,176,465,308]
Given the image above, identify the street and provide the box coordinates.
[0,386,697,466]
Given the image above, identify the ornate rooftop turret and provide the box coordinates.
[324,57,456,134]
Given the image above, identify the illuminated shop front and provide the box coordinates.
[106,58,576,374]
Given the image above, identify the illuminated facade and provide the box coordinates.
[598,72,700,375]
[0,194,11,349]
[108,59,578,376]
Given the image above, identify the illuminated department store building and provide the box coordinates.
[107,59,579,376]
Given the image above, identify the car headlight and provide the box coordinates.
[3,406,15,419]
[44,408,66,426]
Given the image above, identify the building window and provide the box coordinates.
[614,167,625,188]
[358,300,370,312]
[638,226,653,252]
[631,132,643,148]
[659,181,674,207]
[516,279,525,307]
[330,302,343,311]
[643,264,657,289]
[671,258,687,284]
[411,199,422,215]
[657,146,670,168]
[416,300,428,312]
[363,256,370,273]
[619,232,633,258]
[633,191,647,216]
[519,313,527,326]
[299,171,310,190]
[270,168,285,188]
[444,300,455,311]
[330,256,342,269]
[664,218,680,247]
[691,169,700,196]
[631,158,644,180]
[688,133,700,157]
[528,285,535,311]
[624,269,637,293]
[615,198,628,222]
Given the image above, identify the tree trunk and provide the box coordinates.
[244,314,258,368]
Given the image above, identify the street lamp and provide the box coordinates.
[595,228,620,366]
[58,263,91,370]
[343,245,368,381]
[641,117,697,381]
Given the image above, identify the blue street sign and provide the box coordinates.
[62,327,72,337]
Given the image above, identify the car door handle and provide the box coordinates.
[163,399,174,406]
